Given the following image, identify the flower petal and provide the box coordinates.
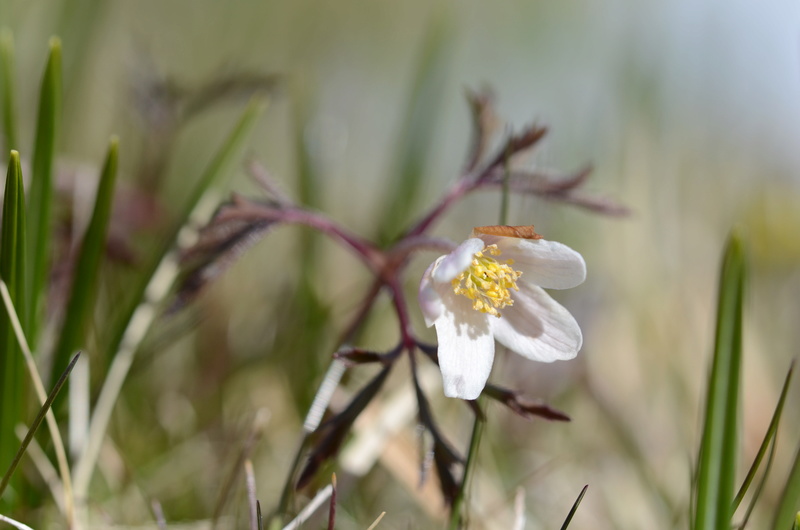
[433,290,495,400]
[491,282,582,362]
[481,235,586,289]
[419,258,445,327]
[432,238,484,283]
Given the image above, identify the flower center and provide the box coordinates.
[451,244,522,317]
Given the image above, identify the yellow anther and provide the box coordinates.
[451,244,522,317]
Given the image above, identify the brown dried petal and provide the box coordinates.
[472,225,542,240]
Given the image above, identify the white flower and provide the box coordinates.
[418,225,586,400]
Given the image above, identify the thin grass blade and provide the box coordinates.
[733,361,794,511]
[560,484,589,530]
[0,513,34,530]
[182,97,266,226]
[26,37,62,341]
[739,437,777,528]
[773,439,800,529]
[105,97,266,368]
[448,397,485,529]
[0,352,79,499]
[376,17,452,244]
[0,30,17,151]
[261,93,332,412]
[74,99,265,499]
[0,279,74,523]
[0,151,27,507]
[693,231,746,530]
[49,138,118,384]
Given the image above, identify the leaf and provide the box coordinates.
[481,125,548,173]
[0,30,17,151]
[71,99,265,500]
[377,17,453,244]
[463,87,498,173]
[693,230,746,530]
[733,361,793,512]
[332,347,385,365]
[0,151,27,498]
[26,37,62,341]
[105,97,266,360]
[773,434,800,529]
[0,352,79,500]
[296,365,391,489]
[332,345,401,366]
[482,384,571,422]
[413,376,462,505]
[432,435,461,507]
[560,485,589,530]
[172,197,274,310]
[181,98,267,228]
[481,166,630,216]
[49,138,118,384]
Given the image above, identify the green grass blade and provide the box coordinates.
[104,97,265,367]
[73,99,265,498]
[0,278,74,524]
[49,138,118,384]
[376,18,452,245]
[182,97,266,227]
[693,231,746,530]
[26,37,62,343]
[0,30,17,151]
[0,352,79,500]
[0,150,27,508]
[560,485,589,530]
[773,438,800,529]
[733,361,794,511]
[448,397,485,530]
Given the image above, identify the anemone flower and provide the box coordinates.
[418,225,586,400]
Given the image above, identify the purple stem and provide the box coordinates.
[242,201,386,274]
[386,276,417,351]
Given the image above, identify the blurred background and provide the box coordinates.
[1,0,800,528]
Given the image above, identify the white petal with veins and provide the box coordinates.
[489,236,586,289]
[433,290,494,399]
[491,283,582,362]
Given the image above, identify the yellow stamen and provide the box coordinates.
[451,244,522,317]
